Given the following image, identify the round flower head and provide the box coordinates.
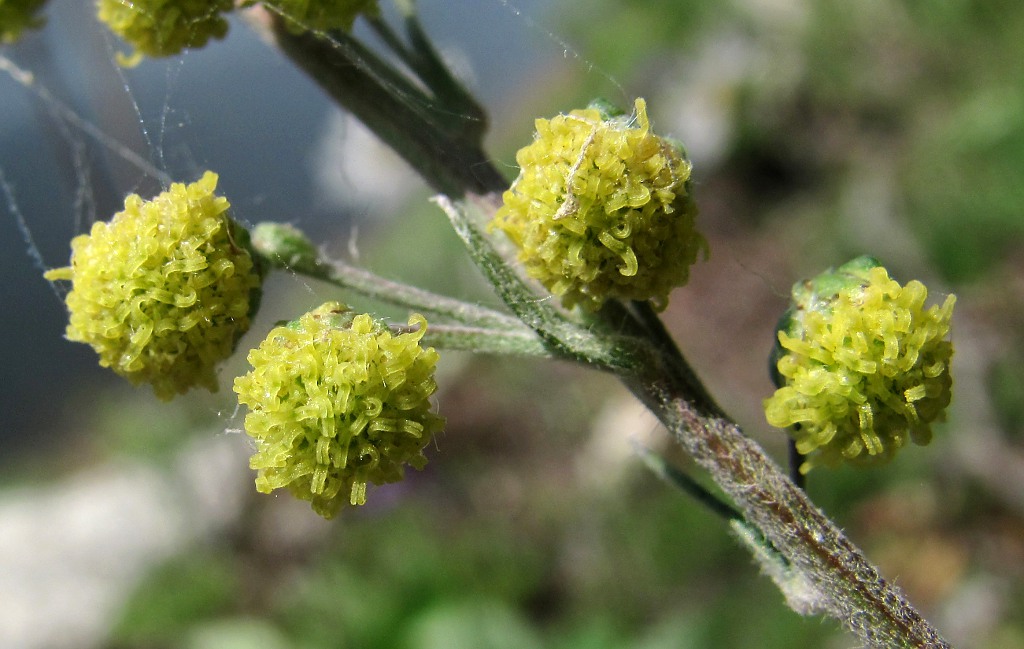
[492,98,706,311]
[764,256,956,472]
[0,0,47,43]
[44,171,262,400]
[96,0,234,66]
[262,0,379,33]
[233,302,444,519]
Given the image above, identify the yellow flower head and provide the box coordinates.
[0,0,47,43]
[96,0,234,65]
[764,256,955,472]
[263,0,379,33]
[492,98,706,311]
[45,171,262,400]
[233,302,444,519]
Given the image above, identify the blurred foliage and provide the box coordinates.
[110,464,840,648]
[989,354,1024,441]
[110,551,240,647]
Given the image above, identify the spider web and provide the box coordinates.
[0,0,624,453]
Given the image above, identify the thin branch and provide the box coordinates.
[634,443,743,523]
[310,255,524,331]
[416,323,550,358]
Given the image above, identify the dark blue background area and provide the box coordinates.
[0,0,552,459]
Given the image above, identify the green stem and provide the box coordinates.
[244,8,505,196]
[401,14,488,143]
[412,323,550,358]
[364,13,486,144]
[251,222,522,330]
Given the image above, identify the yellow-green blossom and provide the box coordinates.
[0,0,47,43]
[764,257,955,472]
[233,302,444,518]
[492,98,706,311]
[96,0,234,65]
[45,171,261,400]
[262,0,379,33]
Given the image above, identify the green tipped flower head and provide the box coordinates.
[492,98,706,311]
[233,302,444,518]
[45,171,262,400]
[764,256,955,472]
[96,0,234,65]
[0,0,47,43]
[263,0,379,33]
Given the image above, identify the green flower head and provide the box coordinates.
[233,302,444,518]
[0,0,48,43]
[492,98,707,311]
[764,256,956,472]
[96,0,234,65]
[262,0,380,33]
[45,171,262,400]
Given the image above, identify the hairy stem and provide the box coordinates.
[310,255,523,330]
[416,323,549,358]
[625,370,950,648]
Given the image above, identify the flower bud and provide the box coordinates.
[233,302,444,518]
[96,0,233,65]
[492,98,706,311]
[45,171,262,400]
[250,221,322,274]
[764,256,955,472]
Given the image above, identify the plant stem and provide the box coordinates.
[310,255,523,331]
[244,8,505,197]
[414,323,550,358]
[625,369,951,648]
[635,443,743,523]
[251,221,523,330]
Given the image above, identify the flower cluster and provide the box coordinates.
[0,0,47,43]
[44,171,261,400]
[95,0,234,64]
[264,0,379,33]
[233,302,444,518]
[492,98,706,311]
[94,0,378,66]
[764,257,955,472]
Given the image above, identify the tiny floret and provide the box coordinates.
[764,256,955,472]
[233,302,444,519]
[96,0,234,65]
[45,171,261,400]
[262,0,379,33]
[492,98,706,311]
[0,0,47,43]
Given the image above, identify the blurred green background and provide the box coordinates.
[2,1,1024,648]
